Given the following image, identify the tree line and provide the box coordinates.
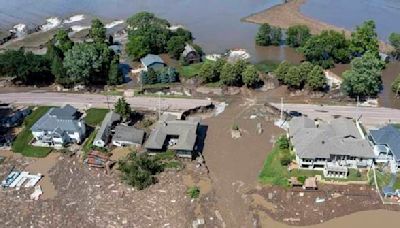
[257,20,388,98]
[198,59,260,88]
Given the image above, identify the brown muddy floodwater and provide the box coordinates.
[380,62,400,108]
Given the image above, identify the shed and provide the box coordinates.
[182,44,201,64]
[303,177,317,190]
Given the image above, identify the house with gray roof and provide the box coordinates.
[112,125,145,147]
[140,54,166,71]
[31,104,86,147]
[145,114,200,158]
[93,111,121,148]
[289,117,374,178]
[369,124,400,169]
[182,44,201,64]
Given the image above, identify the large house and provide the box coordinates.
[369,124,400,169]
[93,111,121,148]
[31,105,86,147]
[289,117,374,178]
[140,54,166,71]
[145,114,200,158]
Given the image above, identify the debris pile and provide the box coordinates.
[84,151,112,168]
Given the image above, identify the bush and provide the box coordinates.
[118,153,164,190]
[187,186,200,199]
[297,176,306,184]
[280,150,292,166]
[276,135,289,150]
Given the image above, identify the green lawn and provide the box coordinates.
[11,106,53,157]
[178,62,204,79]
[259,146,291,187]
[84,108,108,127]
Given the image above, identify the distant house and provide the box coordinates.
[112,125,145,147]
[145,114,200,158]
[289,117,374,178]
[140,54,166,71]
[369,124,400,169]
[93,111,121,148]
[31,105,86,147]
[182,44,200,64]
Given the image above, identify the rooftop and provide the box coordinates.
[31,105,83,133]
[140,54,165,67]
[145,114,200,151]
[370,125,400,160]
[94,111,121,143]
[112,125,145,145]
[289,117,374,159]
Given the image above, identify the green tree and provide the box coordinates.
[199,61,218,83]
[118,153,164,190]
[350,20,379,56]
[300,30,350,68]
[89,19,107,44]
[255,24,272,46]
[220,62,238,86]
[286,25,311,48]
[54,29,73,54]
[276,135,289,150]
[147,68,159,84]
[274,61,291,82]
[0,49,52,84]
[173,28,193,42]
[126,36,150,60]
[167,36,186,59]
[342,51,384,98]
[270,27,282,46]
[214,58,227,77]
[306,65,326,91]
[285,66,302,88]
[107,56,123,85]
[298,61,314,82]
[114,97,132,119]
[63,43,112,85]
[389,33,400,59]
[391,74,400,95]
[126,11,170,30]
[242,65,259,88]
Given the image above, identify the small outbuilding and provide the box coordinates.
[182,44,201,64]
[140,54,166,71]
[112,125,145,147]
[303,177,317,190]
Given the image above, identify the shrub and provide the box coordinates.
[187,186,200,199]
[280,150,292,166]
[276,135,289,150]
[297,176,306,184]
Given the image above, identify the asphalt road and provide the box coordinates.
[271,103,400,128]
[0,92,212,112]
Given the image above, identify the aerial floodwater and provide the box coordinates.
[301,0,400,41]
[0,0,282,60]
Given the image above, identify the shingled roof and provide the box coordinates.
[145,114,199,151]
[289,117,374,159]
[370,125,400,160]
[140,54,164,68]
[31,105,82,133]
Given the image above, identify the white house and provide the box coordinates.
[93,111,120,148]
[31,105,86,147]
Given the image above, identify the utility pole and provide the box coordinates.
[280,97,284,121]
[158,93,161,119]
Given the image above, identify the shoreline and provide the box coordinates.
[242,0,392,53]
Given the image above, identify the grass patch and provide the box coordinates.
[373,168,392,188]
[84,108,108,127]
[290,169,323,178]
[255,61,280,73]
[11,106,53,157]
[83,129,97,155]
[187,186,200,198]
[154,150,184,170]
[325,168,368,182]
[259,145,291,187]
[178,62,204,79]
